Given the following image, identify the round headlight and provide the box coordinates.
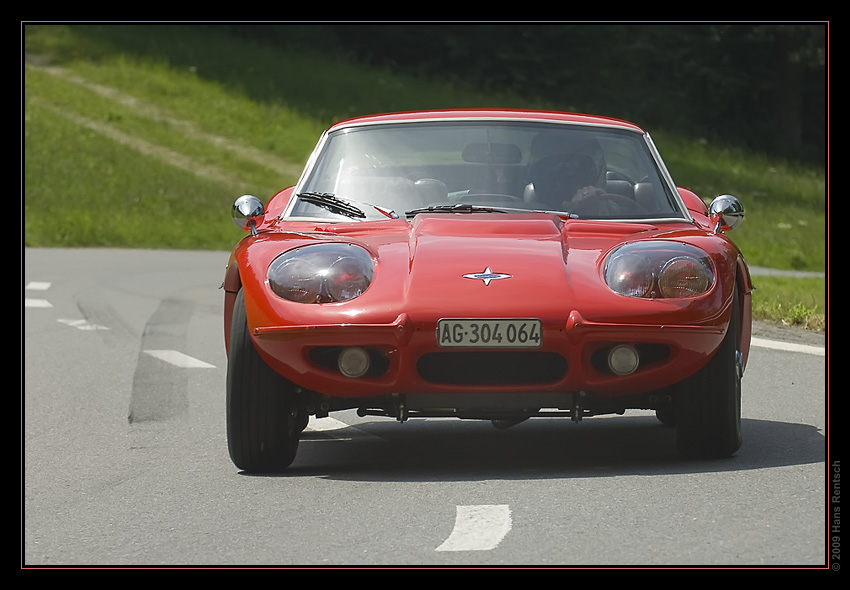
[604,241,714,299]
[604,253,654,298]
[658,256,713,298]
[268,243,374,303]
[326,255,373,302]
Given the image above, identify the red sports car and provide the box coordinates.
[222,109,752,472]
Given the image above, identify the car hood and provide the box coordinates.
[402,214,567,316]
[362,213,664,321]
[237,211,726,332]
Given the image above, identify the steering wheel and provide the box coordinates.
[567,193,647,216]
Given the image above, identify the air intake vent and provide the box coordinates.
[417,351,567,385]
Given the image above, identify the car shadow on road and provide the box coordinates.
[265,415,825,481]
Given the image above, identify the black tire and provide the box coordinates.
[674,288,743,458]
[226,289,303,472]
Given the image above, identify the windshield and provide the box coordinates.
[288,121,685,221]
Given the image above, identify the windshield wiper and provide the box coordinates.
[405,203,509,217]
[532,208,579,219]
[296,192,366,219]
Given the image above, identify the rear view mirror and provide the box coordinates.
[709,194,744,233]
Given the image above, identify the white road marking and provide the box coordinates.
[143,349,215,368]
[304,416,386,442]
[752,337,824,356]
[57,319,109,331]
[25,298,53,308]
[26,281,51,290]
[25,282,52,307]
[307,416,351,431]
[436,505,512,552]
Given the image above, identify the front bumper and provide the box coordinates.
[250,309,726,402]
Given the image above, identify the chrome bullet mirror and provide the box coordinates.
[232,195,265,236]
[709,195,744,233]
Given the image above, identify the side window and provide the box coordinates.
[599,138,644,182]
[597,136,678,214]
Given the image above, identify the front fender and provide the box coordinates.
[736,255,754,373]
[222,253,242,354]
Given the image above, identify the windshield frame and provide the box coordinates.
[282,117,691,223]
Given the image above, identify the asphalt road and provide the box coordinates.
[23,248,829,568]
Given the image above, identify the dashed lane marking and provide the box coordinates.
[25,282,52,307]
[303,416,386,441]
[143,349,215,369]
[26,281,51,290]
[306,416,351,432]
[436,505,512,552]
[58,319,109,331]
[25,299,53,308]
[751,337,824,356]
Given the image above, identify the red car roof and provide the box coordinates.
[328,109,645,133]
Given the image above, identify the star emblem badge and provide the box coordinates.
[462,267,513,286]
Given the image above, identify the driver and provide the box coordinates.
[524,132,606,208]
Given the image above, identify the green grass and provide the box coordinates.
[22,24,826,330]
[651,133,826,272]
[750,276,826,331]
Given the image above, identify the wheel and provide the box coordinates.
[226,288,304,472]
[674,288,743,458]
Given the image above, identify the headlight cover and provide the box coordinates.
[268,243,374,303]
[604,241,714,299]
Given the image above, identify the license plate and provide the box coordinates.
[437,319,542,348]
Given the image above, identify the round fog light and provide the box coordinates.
[608,345,639,376]
[338,347,370,378]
